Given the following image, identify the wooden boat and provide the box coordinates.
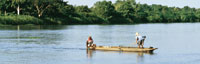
[87,44,157,53]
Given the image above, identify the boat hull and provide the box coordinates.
[88,46,157,53]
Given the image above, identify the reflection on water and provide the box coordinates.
[86,49,155,63]
[87,50,95,59]
[135,52,154,63]
[0,25,64,45]
[1,23,200,64]
[0,25,67,30]
[137,52,144,63]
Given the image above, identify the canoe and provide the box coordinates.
[88,45,157,53]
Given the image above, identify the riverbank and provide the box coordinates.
[0,15,42,25]
[1,0,200,25]
[0,15,106,25]
[0,15,200,25]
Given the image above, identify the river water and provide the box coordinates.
[0,23,200,64]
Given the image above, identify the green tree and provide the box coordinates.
[92,1,116,23]
[196,9,200,22]
[75,6,91,14]
[115,1,134,18]
[11,0,26,15]
[0,0,12,15]
[134,3,149,23]
[31,0,56,17]
[74,6,105,24]
[45,1,74,17]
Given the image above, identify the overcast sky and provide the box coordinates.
[64,0,200,8]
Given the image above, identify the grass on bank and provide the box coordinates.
[0,15,43,25]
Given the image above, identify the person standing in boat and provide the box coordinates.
[135,32,146,48]
[86,36,93,48]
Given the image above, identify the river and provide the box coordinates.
[0,23,200,64]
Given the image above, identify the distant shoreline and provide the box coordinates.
[0,0,200,25]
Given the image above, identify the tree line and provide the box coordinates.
[0,0,200,25]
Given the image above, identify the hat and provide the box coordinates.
[135,32,139,36]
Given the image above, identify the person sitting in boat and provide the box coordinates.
[135,32,146,48]
[86,36,94,48]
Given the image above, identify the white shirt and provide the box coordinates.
[136,36,144,41]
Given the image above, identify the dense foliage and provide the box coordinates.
[0,15,42,25]
[0,0,200,25]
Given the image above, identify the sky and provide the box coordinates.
[64,0,200,8]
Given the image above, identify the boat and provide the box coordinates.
[87,44,158,53]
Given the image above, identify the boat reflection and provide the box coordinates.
[86,49,155,60]
[86,49,95,59]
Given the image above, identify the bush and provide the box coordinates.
[70,13,105,24]
[0,15,43,25]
